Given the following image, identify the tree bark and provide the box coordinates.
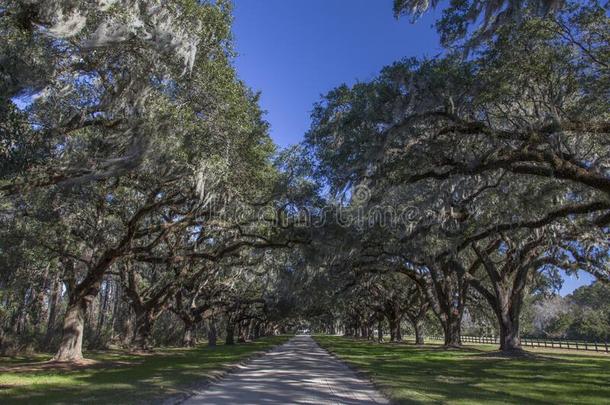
[442,310,462,348]
[252,321,261,339]
[388,316,396,342]
[394,320,402,342]
[245,319,253,341]
[225,322,235,345]
[470,241,536,353]
[121,309,135,347]
[427,260,466,348]
[54,190,169,360]
[182,319,196,347]
[499,312,521,351]
[387,312,402,342]
[132,310,154,351]
[495,288,524,352]
[53,295,87,362]
[413,319,424,345]
[207,320,217,347]
[236,321,246,343]
[360,325,368,339]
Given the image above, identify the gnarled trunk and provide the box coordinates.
[499,316,521,351]
[470,239,538,354]
[424,260,467,348]
[495,288,523,352]
[53,295,88,362]
[442,310,462,348]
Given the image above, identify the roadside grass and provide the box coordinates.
[314,335,610,405]
[0,335,291,404]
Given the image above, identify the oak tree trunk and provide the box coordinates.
[413,319,425,345]
[182,319,196,347]
[132,311,154,351]
[207,318,217,347]
[495,289,524,353]
[225,323,235,345]
[443,310,462,348]
[395,323,402,341]
[53,296,87,362]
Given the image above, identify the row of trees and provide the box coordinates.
[0,0,608,362]
[300,0,609,353]
[0,1,310,361]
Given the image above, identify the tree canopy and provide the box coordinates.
[0,0,608,361]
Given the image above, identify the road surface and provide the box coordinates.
[183,335,388,404]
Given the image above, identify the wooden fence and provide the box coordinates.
[426,335,609,353]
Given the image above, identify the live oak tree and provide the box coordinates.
[0,0,289,361]
[394,0,571,47]
[304,1,609,352]
[1,0,233,189]
[1,0,608,362]
[468,226,609,351]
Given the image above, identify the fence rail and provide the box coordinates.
[427,335,609,353]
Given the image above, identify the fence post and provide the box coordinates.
[457,335,605,352]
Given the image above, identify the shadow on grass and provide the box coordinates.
[314,336,610,405]
[0,335,291,405]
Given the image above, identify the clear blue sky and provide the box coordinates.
[231,0,442,147]
[230,0,594,295]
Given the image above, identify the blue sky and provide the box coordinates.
[231,0,442,147]
[230,0,596,295]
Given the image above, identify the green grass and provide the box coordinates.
[314,335,610,405]
[0,335,290,404]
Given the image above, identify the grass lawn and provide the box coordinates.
[314,335,610,405]
[0,335,290,404]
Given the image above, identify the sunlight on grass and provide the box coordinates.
[314,336,610,405]
[0,336,290,404]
